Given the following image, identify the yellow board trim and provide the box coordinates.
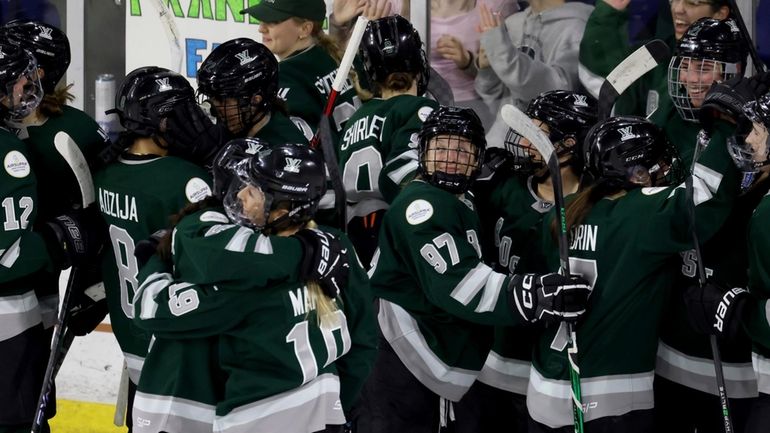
[49,399,125,433]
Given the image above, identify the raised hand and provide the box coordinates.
[363,0,393,20]
[476,2,503,34]
[332,0,367,25]
[436,35,472,69]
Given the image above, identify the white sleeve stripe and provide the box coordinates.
[692,176,715,205]
[225,226,253,252]
[254,234,274,254]
[387,160,419,185]
[693,162,722,193]
[0,238,21,268]
[137,272,173,320]
[475,272,505,313]
[385,149,418,166]
[204,224,237,237]
[450,262,493,306]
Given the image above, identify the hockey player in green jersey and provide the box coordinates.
[338,15,439,267]
[196,38,308,146]
[472,89,598,433]
[133,140,370,433]
[93,66,216,433]
[241,0,360,143]
[578,0,729,126]
[528,112,738,432]
[367,106,592,433]
[0,21,112,353]
[655,74,770,432]
[0,42,97,433]
[685,90,770,433]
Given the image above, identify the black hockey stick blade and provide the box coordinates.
[426,67,455,106]
[598,39,670,120]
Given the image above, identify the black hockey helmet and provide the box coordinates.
[506,90,598,173]
[727,92,770,189]
[112,66,195,136]
[583,116,684,189]
[0,20,70,94]
[418,106,486,194]
[0,42,43,120]
[211,137,269,199]
[669,18,748,122]
[359,15,429,95]
[225,144,327,230]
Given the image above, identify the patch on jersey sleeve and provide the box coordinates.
[185,177,212,203]
[4,150,30,178]
[417,106,434,122]
[405,199,434,225]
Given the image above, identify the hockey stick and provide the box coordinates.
[150,0,184,73]
[725,0,766,74]
[31,132,96,433]
[597,39,670,120]
[501,104,584,433]
[425,66,455,106]
[311,15,369,229]
[114,360,130,426]
[686,136,735,433]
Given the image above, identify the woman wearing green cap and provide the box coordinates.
[242,0,360,146]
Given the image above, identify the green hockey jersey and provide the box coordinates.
[0,128,51,342]
[279,45,360,143]
[134,208,376,432]
[657,179,768,399]
[93,153,212,383]
[338,95,439,220]
[745,189,770,395]
[529,121,740,428]
[254,110,309,146]
[370,180,529,402]
[475,174,552,394]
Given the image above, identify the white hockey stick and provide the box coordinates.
[501,104,585,432]
[150,0,184,73]
[598,39,670,120]
[114,360,130,426]
[54,131,95,207]
[33,132,97,433]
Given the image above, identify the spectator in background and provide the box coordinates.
[330,0,408,44]
[579,0,729,127]
[431,0,518,131]
[474,0,593,147]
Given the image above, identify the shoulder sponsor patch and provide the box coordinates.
[417,106,434,122]
[405,199,433,225]
[186,177,212,203]
[4,150,30,178]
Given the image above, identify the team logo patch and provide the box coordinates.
[235,50,255,65]
[156,78,172,92]
[573,94,588,107]
[4,150,30,178]
[39,26,53,40]
[246,141,263,155]
[619,126,636,142]
[185,177,212,203]
[418,106,434,122]
[284,157,301,173]
[405,199,433,225]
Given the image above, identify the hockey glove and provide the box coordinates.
[684,282,750,339]
[135,228,170,268]
[700,72,770,126]
[475,147,515,186]
[293,228,350,299]
[66,263,108,336]
[162,101,227,168]
[507,273,592,324]
[41,206,106,270]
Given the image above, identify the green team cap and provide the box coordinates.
[241,0,326,23]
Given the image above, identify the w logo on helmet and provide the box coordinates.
[156,78,172,92]
[284,158,302,173]
[619,126,636,142]
[39,27,53,40]
[573,95,588,107]
[235,50,255,65]
[246,142,263,155]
